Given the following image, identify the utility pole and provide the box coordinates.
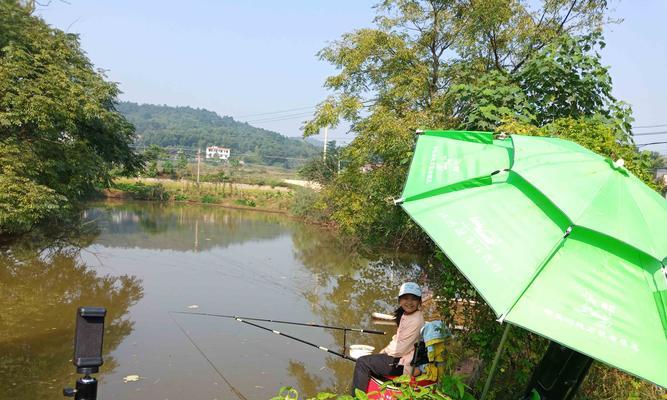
[322,126,328,161]
[196,148,201,184]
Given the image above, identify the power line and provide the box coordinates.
[632,131,667,136]
[236,106,315,118]
[244,111,315,124]
[632,124,667,129]
[236,99,375,123]
[637,141,667,147]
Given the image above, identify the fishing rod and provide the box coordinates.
[232,317,357,362]
[170,311,386,335]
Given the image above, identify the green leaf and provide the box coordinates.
[354,388,369,400]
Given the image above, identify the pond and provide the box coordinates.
[0,201,426,399]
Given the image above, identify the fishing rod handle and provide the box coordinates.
[348,328,386,335]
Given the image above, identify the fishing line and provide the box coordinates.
[168,312,248,400]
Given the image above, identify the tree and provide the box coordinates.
[143,144,166,177]
[303,0,610,244]
[162,160,175,178]
[176,150,189,177]
[298,141,341,184]
[0,1,142,235]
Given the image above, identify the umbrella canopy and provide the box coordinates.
[399,130,667,388]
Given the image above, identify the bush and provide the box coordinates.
[290,188,329,222]
[200,194,216,203]
[113,182,170,201]
[234,197,256,207]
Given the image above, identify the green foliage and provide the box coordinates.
[0,141,68,235]
[0,173,68,235]
[234,197,256,207]
[173,194,188,201]
[452,70,535,131]
[117,101,320,167]
[143,144,166,162]
[578,364,667,399]
[113,182,170,201]
[290,188,329,223]
[453,32,632,139]
[0,1,142,235]
[177,150,189,172]
[202,170,229,184]
[518,33,631,132]
[200,194,216,203]
[162,160,176,177]
[271,374,478,400]
[298,142,341,184]
[143,144,165,177]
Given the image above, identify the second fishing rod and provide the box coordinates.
[172,311,385,357]
[170,311,386,335]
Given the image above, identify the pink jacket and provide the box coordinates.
[381,310,425,366]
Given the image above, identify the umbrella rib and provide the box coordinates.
[401,175,497,203]
[499,228,571,323]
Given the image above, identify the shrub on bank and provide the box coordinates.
[113,182,170,201]
[173,194,188,201]
[290,188,329,223]
[234,198,256,207]
[200,194,217,203]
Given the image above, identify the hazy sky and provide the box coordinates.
[37,1,667,153]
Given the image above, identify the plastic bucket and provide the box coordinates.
[349,344,375,359]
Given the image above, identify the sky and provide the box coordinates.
[37,1,667,154]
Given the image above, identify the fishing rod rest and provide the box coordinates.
[64,307,106,400]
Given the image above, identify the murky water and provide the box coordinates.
[0,201,425,399]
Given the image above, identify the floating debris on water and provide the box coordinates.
[123,375,141,383]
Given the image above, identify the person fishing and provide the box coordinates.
[351,282,425,394]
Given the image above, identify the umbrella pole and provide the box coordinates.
[480,324,511,400]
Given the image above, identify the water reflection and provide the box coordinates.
[87,201,289,252]
[1,201,425,399]
[0,241,143,399]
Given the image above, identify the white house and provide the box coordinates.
[205,146,231,160]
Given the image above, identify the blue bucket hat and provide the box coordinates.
[398,282,422,298]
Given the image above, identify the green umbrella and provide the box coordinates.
[398,130,667,389]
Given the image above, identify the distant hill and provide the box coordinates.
[116,102,320,166]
